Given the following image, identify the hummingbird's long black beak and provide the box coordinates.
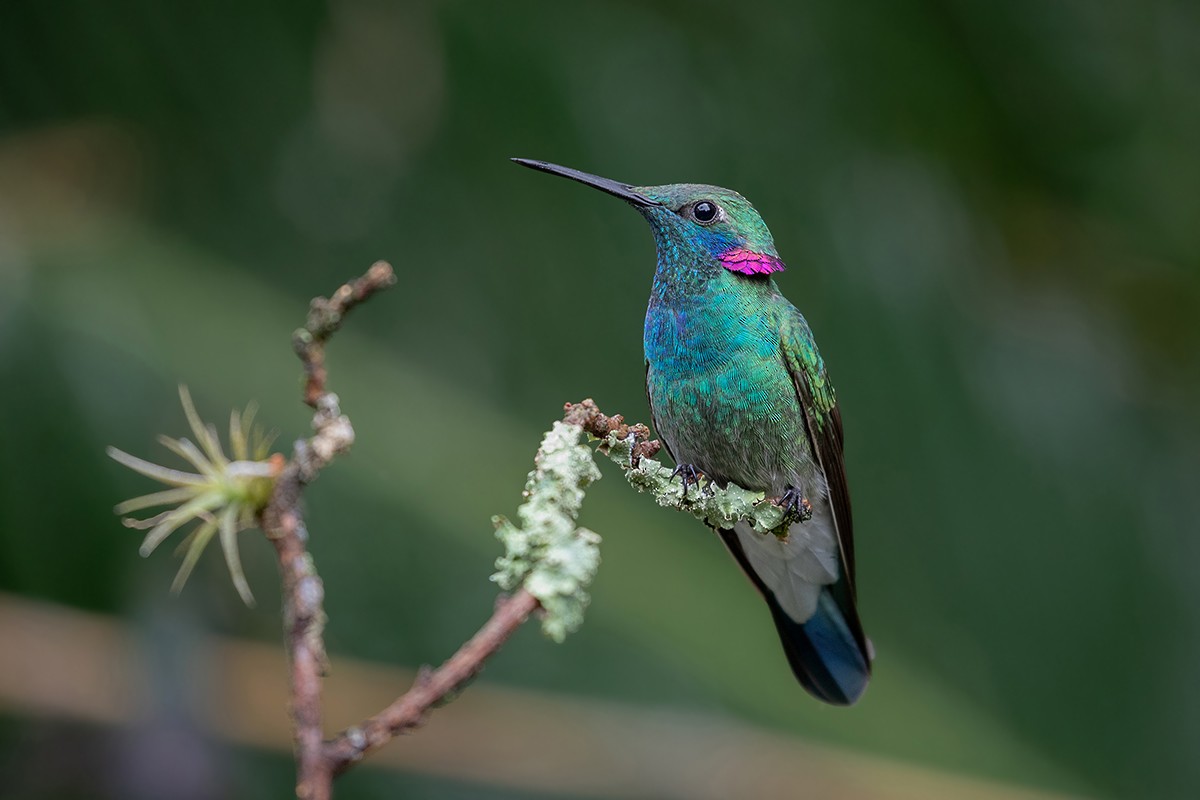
[511,158,660,207]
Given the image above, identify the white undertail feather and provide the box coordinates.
[731,500,840,623]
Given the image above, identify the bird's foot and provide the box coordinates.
[670,463,705,499]
[774,486,813,523]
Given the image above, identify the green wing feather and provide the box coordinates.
[778,306,860,595]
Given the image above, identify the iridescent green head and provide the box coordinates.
[512,159,785,276]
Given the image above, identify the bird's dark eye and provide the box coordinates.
[692,201,718,223]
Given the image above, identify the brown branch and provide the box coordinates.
[323,588,540,774]
[261,261,548,799]
[295,260,397,409]
[264,501,329,799]
[260,262,395,800]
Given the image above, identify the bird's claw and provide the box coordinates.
[775,486,813,522]
[670,463,705,499]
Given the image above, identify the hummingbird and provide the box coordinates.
[512,158,871,705]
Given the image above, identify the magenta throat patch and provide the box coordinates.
[719,247,786,275]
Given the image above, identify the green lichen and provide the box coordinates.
[493,415,796,643]
[599,432,789,538]
[492,421,603,642]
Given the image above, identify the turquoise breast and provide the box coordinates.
[644,288,813,492]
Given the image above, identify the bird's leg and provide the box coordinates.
[775,486,814,523]
[670,463,705,499]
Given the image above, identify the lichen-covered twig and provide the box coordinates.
[259,262,396,800]
[330,396,794,778]
[324,418,606,770]
[492,421,603,641]
[563,399,790,537]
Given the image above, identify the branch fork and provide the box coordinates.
[259,262,554,799]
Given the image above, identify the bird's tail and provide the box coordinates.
[771,583,870,705]
[718,528,871,705]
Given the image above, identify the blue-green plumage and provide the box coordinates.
[514,159,872,705]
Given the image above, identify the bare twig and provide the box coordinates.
[295,260,397,409]
[263,500,330,799]
[324,589,540,773]
[260,262,396,800]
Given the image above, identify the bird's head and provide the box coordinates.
[512,159,785,276]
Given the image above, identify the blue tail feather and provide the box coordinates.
[718,528,871,705]
[777,588,870,705]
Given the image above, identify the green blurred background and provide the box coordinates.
[2,1,1198,798]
